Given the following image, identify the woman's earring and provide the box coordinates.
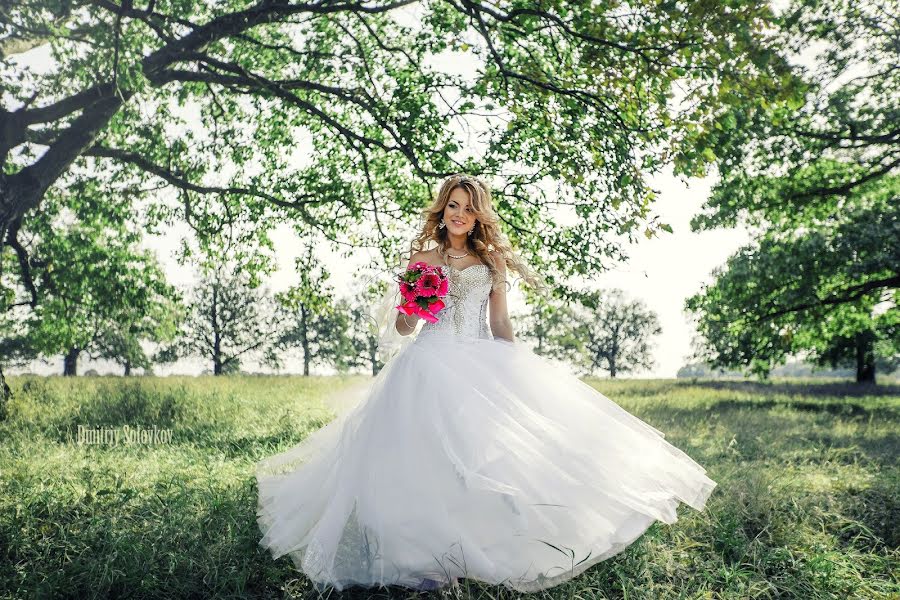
[438,219,446,229]
[468,224,475,236]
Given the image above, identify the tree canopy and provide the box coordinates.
[2,0,800,284]
[685,0,899,382]
[1,0,805,406]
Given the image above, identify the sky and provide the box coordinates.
[6,13,754,379]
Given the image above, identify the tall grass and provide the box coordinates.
[0,375,896,599]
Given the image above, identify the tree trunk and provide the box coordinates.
[212,283,222,375]
[124,361,132,376]
[1,187,12,420]
[63,346,80,376]
[301,306,310,377]
[609,335,619,379]
[856,332,876,384]
[0,364,9,421]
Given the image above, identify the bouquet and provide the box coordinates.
[395,261,449,324]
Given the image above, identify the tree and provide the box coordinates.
[335,277,396,376]
[512,296,572,359]
[686,193,899,382]
[351,303,382,376]
[0,0,803,408]
[96,327,150,376]
[266,244,348,376]
[1,185,180,376]
[689,0,899,237]
[677,362,744,379]
[684,0,899,383]
[155,266,283,375]
[561,289,662,378]
[325,297,377,376]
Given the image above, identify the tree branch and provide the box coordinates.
[153,60,446,178]
[791,125,900,147]
[756,274,900,322]
[788,155,900,201]
[4,217,38,309]
[3,95,128,225]
[20,81,122,125]
[84,144,320,209]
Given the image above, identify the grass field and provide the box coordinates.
[0,375,897,599]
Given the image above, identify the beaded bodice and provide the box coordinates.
[418,263,493,340]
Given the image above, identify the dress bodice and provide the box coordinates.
[418,264,493,340]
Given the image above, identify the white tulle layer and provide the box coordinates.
[256,331,717,592]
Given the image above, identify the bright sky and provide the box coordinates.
[6,15,753,379]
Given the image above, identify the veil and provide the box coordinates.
[371,275,418,363]
[359,250,420,365]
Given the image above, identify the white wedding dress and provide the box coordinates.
[256,264,717,592]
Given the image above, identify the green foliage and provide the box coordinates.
[1,0,799,302]
[156,266,283,375]
[267,243,348,376]
[332,278,391,376]
[520,289,662,378]
[689,0,897,230]
[685,190,899,380]
[94,326,155,375]
[3,183,182,375]
[684,0,899,382]
[512,297,573,359]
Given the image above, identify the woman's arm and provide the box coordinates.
[488,252,515,342]
[395,252,423,336]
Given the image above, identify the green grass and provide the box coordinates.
[0,375,897,599]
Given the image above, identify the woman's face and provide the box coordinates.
[443,187,476,234]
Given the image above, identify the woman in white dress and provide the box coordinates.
[256,174,717,593]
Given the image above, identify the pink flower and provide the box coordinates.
[416,272,441,296]
[399,282,417,302]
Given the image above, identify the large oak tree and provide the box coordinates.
[0,0,801,411]
[685,0,899,382]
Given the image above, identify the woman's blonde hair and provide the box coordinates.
[407,173,547,295]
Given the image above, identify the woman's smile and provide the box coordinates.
[445,187,476,231]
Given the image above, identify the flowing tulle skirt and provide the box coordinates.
[256,331,717,592]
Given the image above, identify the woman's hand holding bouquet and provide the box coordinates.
[395,262,449,324]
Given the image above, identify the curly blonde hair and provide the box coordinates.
[407,173,547,295]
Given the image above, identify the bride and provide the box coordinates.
[256,174,717,593]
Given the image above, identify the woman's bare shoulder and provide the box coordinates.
[407,248,437,266]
